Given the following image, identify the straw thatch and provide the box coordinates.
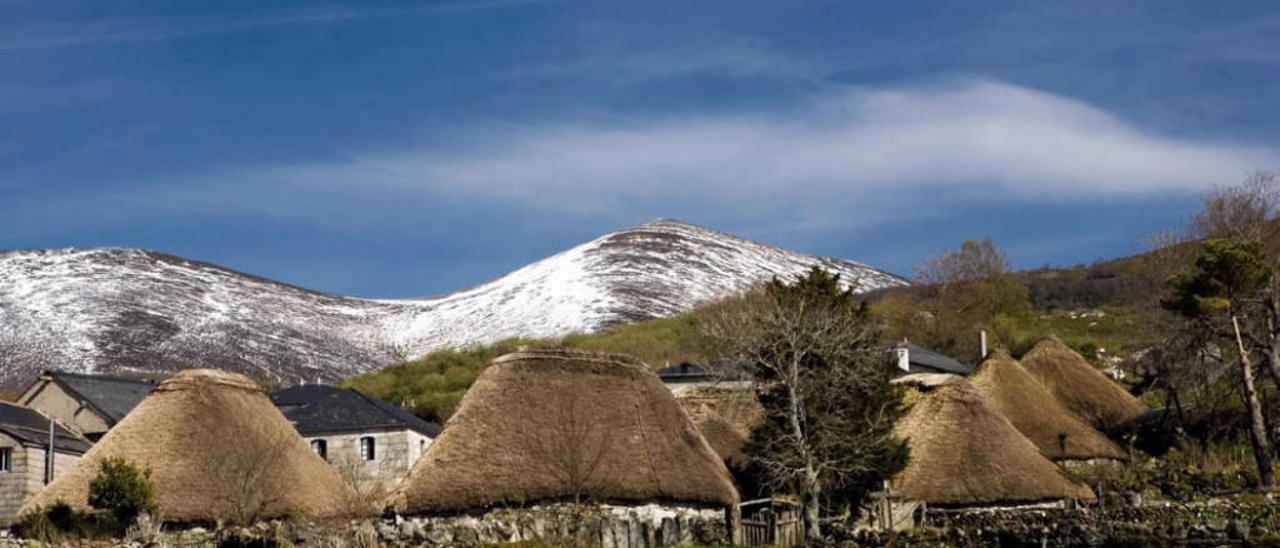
[689,405,748,470]
[23,369,367,523]
[392,347,739,513]
[970,350,1126,461]
[891,374,1095,506]
[1020,338,1148,430]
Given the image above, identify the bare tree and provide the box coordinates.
[207,425,292,525]
[894,238,1031,362]
[913,237,1011,286]
[701,268,908,541]
[522,390,617,505]
[1192,171,1279,242]
[331,450,392,510]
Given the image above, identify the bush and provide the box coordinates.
[14,501,115,541]
[88,456,158,526]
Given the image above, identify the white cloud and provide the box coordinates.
[260,80,1271,214]
[43,78,1267,233]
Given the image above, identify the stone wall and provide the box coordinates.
[388,503,731,547]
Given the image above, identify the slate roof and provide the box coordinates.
[656,362,714,382]
[890,341,972,375]
[0,401,92,454]
[271,385,442,438]
[42,371,160,424]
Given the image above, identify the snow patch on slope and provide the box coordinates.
[0,219,907,388]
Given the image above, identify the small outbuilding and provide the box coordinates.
[393,347,738,513]
[969,350,1126,462]
[890,374,1095,508]
[0,402,91,526]
[1020,338,1148,431]
[22,369,367,524]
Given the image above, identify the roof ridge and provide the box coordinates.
[48,370,161,384]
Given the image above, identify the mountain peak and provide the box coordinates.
[0,222,907,389]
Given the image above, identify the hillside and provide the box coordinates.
[0,219,905,389]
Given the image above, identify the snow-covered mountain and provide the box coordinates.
[0,219,906,389]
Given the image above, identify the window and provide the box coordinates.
[0,448,10,472]
[360,437,376,461]
[311,439,327,461]
[419,439,426,455]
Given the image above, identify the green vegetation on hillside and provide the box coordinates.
[343,316,715,423]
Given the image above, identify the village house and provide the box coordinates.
[0,401,91,526]
[271,385,440,496]
[18,371,159,441]
[888,340,971,376]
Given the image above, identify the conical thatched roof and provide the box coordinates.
[970,350,1126,461]
[23,369,367,523]
[1020,338,1148,430]
[392,347,739,513]
[891,374,1095,506]
[689,405,748,470]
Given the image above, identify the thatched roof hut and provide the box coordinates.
[891,374,1095,506]
[689,405,748,471]
[970,350,1126,461]
[23,369,366,523]
[392,347,739,514]
[1020,338,1148,430]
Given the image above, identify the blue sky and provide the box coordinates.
[2,1,1277,297]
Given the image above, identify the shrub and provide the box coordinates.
[14,501,110,541]
[88,456,158,526]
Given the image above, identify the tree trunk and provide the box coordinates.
[803,476,823,541]
[1234,316,1277,487]
[784,363,824,541]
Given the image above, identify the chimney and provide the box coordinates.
[980,330,988,359]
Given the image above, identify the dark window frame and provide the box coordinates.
[311,439,328,461]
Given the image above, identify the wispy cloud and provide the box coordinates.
[252,79,1274,210]
[27,79,1276,232]
[0,0,548,52]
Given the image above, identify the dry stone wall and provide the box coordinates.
[391,503,730,547]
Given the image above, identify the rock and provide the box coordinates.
[376,521,399,541]
[1228,519,1248,540]
[426,526,452,545]
[453,525,479,545]
[492,519,516,541]
[399,520,425,542]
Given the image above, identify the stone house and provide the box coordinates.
[0,401,91,526]
[271,385,440,497]
[888,340,972,376]
[18,371,159,441]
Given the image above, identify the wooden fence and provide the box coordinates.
[738,498,802,546]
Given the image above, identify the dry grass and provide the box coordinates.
[892,374,1096,506]
[391,347,738,513]
[970,349,1126,461]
